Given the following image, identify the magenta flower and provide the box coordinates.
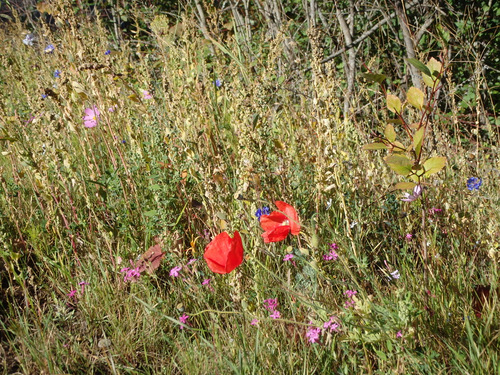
[179,314,189,329]
[283,254,294,262]
[263,298,278,312]
[169,266,182,277]
[306,327,321,343]
[67,289,77,298]
[83,106,100,128]
[250,319,259,326]
[187,258,197,266]
[396,330,403,338]
[344,290,357,308]
[323,317,340,332]
[79,281,89,294]
[120,266,141,282]
[202,278,211,286]
[270,310,281,319]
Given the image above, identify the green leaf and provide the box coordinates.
[375,350,388,361]
[407,87,425,110]
[423,156,446,177]
[406,58,432,77]
[361,73,387,84]
[384,155,413,176]
[363,142,387,150]
[384,124,396,142]
[413,127,425,158]
[394,181,417,190]
[387,94,402,114]
[144,210,158,217]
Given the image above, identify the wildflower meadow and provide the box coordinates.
[0,0,499,373]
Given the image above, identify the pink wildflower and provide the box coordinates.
[187,258,197,266]
[202,278,211,286]
[344,290,357,308]
[306,327,321,343]
[283,254,294,262]
[323,317,340,332]
[179,314,189,330]
[142,89,153,99]
[270,310,281,319]
[396,330,403,338]
[67,289,77,298]
[79,281,89,294]
[83,106,100,128]
[169,266,182,277]
[405,233,413,240]
[250,319,259,326]
[263,298,278,312]
[120,266,141,282]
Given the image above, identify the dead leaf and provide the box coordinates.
[134,244,165,274]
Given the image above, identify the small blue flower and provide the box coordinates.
[54,69,61,78]
[215,79,222,88]
[104,50,111,55]
[255,206,270,221]
[44,44,55,53]
[467,177,482,191]
[41,94,48,99]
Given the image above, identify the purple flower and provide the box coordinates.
[44,44,55,53]
[401,185,422,202]
[54,69,61,78]
[405,233,413,240]
[202,278,211,286]
[255,206,270,221]
[283,254,294,262]
[215,79,222,88]
[169,266,182,277]
[396,330,403,338]
[179,314,189,329]
[104,50,111,55]
[467,177,482,191]
[306,327,321,343]
[83,106,100,128]
[41,94,48,99]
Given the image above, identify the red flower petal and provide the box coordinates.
[204,231,243,274]
[275,201,300,235]
[260,211,288,231]
[261,225,291,243]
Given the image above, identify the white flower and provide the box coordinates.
[401,185,422,202]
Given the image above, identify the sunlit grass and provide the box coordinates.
[0,4,498,374]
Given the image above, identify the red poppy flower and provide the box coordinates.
[204,231,244,274]
[260,201,300,243]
